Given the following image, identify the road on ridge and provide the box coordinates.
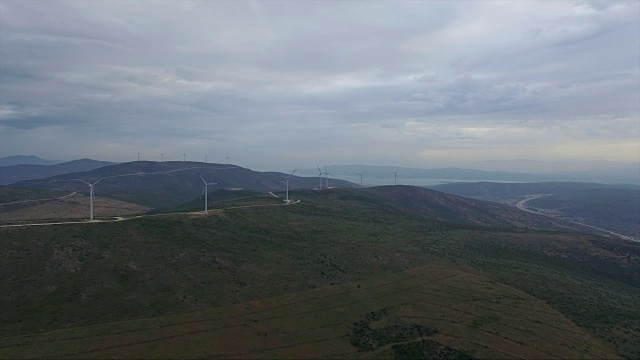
[0,192,78,206]
[0,200,301,229]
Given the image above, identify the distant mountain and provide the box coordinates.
[0,155,62,167]
[0,159,115,185]
[10,161,356,209]
[297,164,640,185]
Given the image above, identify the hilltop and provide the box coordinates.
[8,161,356,209]
[0,155,62,166]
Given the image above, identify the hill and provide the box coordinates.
[0,192,149,224]
[0,158,115,185]
[9,161,356,209]
[0,155,62,166]
[0,264,616,359]
[0,188,639,358]
[526,188,640,235]
[431,182,640,238]
[358,185,581,232]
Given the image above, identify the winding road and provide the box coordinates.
[516,195,636,242]
[0,199,300,229]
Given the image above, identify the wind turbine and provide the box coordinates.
[317,165,323,190]
[161,153,164,162]
[226,156,229,165]
[198,172,218,214]
[137,152,142,161]
[285,169,297,201]
[355,170,365,188]
[324,166,332,189]
[183,153,186,162]
[392,168,399,185]
[205,155,208,164]
[76,178,104,220]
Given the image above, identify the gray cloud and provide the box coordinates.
[1,0,638,169]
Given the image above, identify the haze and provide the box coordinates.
[1,0,638,171]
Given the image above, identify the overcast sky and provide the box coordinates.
[1,0,638,171]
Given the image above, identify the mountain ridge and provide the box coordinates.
[0,158,116,185]
[0,155,62,166]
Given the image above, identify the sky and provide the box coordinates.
[1,0,639,171]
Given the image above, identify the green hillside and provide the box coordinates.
[0,264,616,359]
[527,188,640,234]
[1,188,639,358]
[359,186,580,231]
[431,182,640,237]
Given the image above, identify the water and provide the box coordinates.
[325,175,522,187]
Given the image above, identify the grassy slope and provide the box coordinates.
[0,194,150,223]
[0,187,71,203]
[0,188,639,357]
[0,264,615,359]
[359,186,580,231]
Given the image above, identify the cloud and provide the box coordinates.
[0,0,638,169]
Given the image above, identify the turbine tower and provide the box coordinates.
[183,153,186,162]
[76,178,104,220]
[317,165,323,190]
[392,168,399,185]
[285,169,297,201]
[324,166,332,189]
[226,156,229,165]
[198,172,218,214]
[161,153,164,162]
[356,170,365,188]
[137,152,142,161]
[205,155,208,164]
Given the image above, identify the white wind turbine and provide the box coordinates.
[355,170,365,188]
[76,178,104,220]
[183,153,186,162]
[285,169,297,201]
[161,153,164,162]
[317,165,323,190]
[198,172,218,214]
[324,166,332,189]
[392,167,399,185]
[137,152,142,161]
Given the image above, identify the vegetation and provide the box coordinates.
[527,188,640,234]
[0,264,615,359]
[0,186,638,358]
[391,340,474,360]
